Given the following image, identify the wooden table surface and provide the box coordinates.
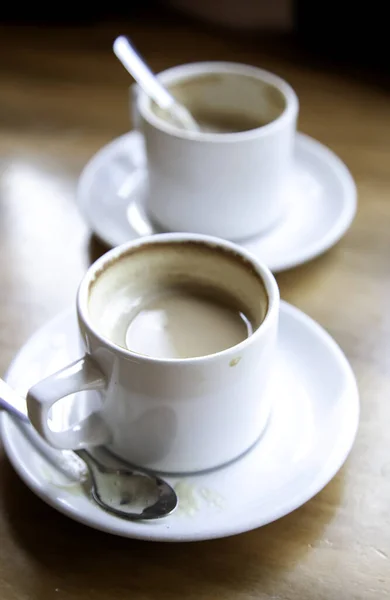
[0,17,389,600]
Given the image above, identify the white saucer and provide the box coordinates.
[77,131,356,272]
[0,303,359,541]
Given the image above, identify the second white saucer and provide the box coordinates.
[77,131,356,272]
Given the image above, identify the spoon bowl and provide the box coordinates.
[77,449,177,520]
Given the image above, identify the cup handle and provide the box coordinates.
[27,355,110,450]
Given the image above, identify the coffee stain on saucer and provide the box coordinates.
[174,481,225,517]
[41,465,83,496]
[199,487,225,510]
[52,481,83,495]
[174,481,199,517]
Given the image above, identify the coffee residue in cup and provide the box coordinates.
[117,287,252,359]
[191,109,268,133]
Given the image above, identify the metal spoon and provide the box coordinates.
[0,378,177,520]
[113,35,200,132]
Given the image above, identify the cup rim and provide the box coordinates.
[77,233,279,364]
[136,61,299,143]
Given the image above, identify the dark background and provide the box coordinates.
[0,1,387,74]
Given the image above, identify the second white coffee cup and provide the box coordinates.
[134,61,298,241]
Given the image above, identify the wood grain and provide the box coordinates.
[0,18,389,600]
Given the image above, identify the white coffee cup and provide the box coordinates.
[134,62,298,241]
[27,233,279,474]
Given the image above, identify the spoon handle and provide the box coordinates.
[0,378,29,422]
[113,36,174,109]
[0,377,87,481]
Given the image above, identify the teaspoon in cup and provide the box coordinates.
[113,35,200,132]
